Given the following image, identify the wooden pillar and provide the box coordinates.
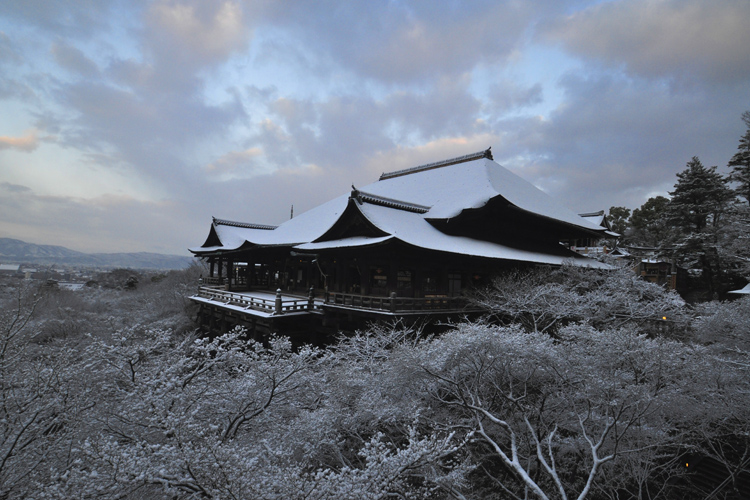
[248,260,255,287]
[388,262,397,296]
[336,261,345,293]
[414,267,424,298]
[209,258,215,278]
[227,260,234,291]
[360,258,370,295]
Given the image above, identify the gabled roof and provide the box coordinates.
[190,149,609,268]
[579,210,619,237]
[296,198,591,266]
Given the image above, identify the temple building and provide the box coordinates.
[189,148,608,338]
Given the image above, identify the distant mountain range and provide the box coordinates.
[0,238,194,270]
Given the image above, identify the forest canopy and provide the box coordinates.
[2,263,749,500]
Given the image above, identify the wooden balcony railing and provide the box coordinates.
[200,276,225,287]
[324,291,468,313]
[195,286,471,316]
[196,287,322,315]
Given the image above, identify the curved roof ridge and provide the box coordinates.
[578,210,605,217]
[351,188,431,214]
[378,147,493,181]
[213,217,277,230]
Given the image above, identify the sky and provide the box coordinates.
[0,0,748,256]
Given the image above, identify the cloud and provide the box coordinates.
[544,0,750,85]
[0,0,121,38]
[259,0,563,84]
[383,75,485,141]
[248,76,487,175]
[146,0,251,68]
[51,41,99,77]
[205,147,263,175]
[55,77,244,190]
[0,130,39,151]
[485,80,544,114]
[0,31,20,63]
[0,182,31,193]
[0,185,198,254]
[495,71,748,212]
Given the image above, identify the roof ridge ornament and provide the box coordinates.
[349,189,431,214]
[379,147,493,181]
[212,217,277,230]
[351,185,362,204]
[578,210,605,217]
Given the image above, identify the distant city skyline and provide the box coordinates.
[1,0,748,255]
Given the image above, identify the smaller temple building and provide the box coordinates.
[189,149,608,339]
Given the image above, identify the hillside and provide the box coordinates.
[0,237,193,269]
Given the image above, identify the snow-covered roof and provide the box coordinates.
[315,200,602,266]
[578,210,619,237]
[191,149,608,268]
[728,283,750,295]
[641,258,671,264]
[579,210,605,225]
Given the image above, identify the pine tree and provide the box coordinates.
[728,111,750,203]
[628,196,671,246]
[668,157,732,233]
[667,157,734,298]
[607,206,630,236]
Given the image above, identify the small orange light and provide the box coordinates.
[662,316,667,320]
[685,463,689,467]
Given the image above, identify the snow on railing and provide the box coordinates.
[196,287,472,315]
[196,287,321,315]
[324,291,469,313]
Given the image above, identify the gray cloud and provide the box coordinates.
[258,0,564,84]
[496,71,748,212]
[142,0,253,91]
[485,80,544,114]
[247,75,486,174]
[544,0,750,86]
[0,181,31,192]
[0,31,20,63]
[0,185,200,254]
[51,41,100,77]
[0,0,124,38]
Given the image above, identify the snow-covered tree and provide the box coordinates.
[471,263,689,337]
[626,196,672,247]
[607,206,630,238]
[412,322,716,500]
[667,157,733,234]
[4,263,750,499]
[41,324,470,499]
[728,111,750,204]
[663,157,736,297]
[0,284,95,499]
